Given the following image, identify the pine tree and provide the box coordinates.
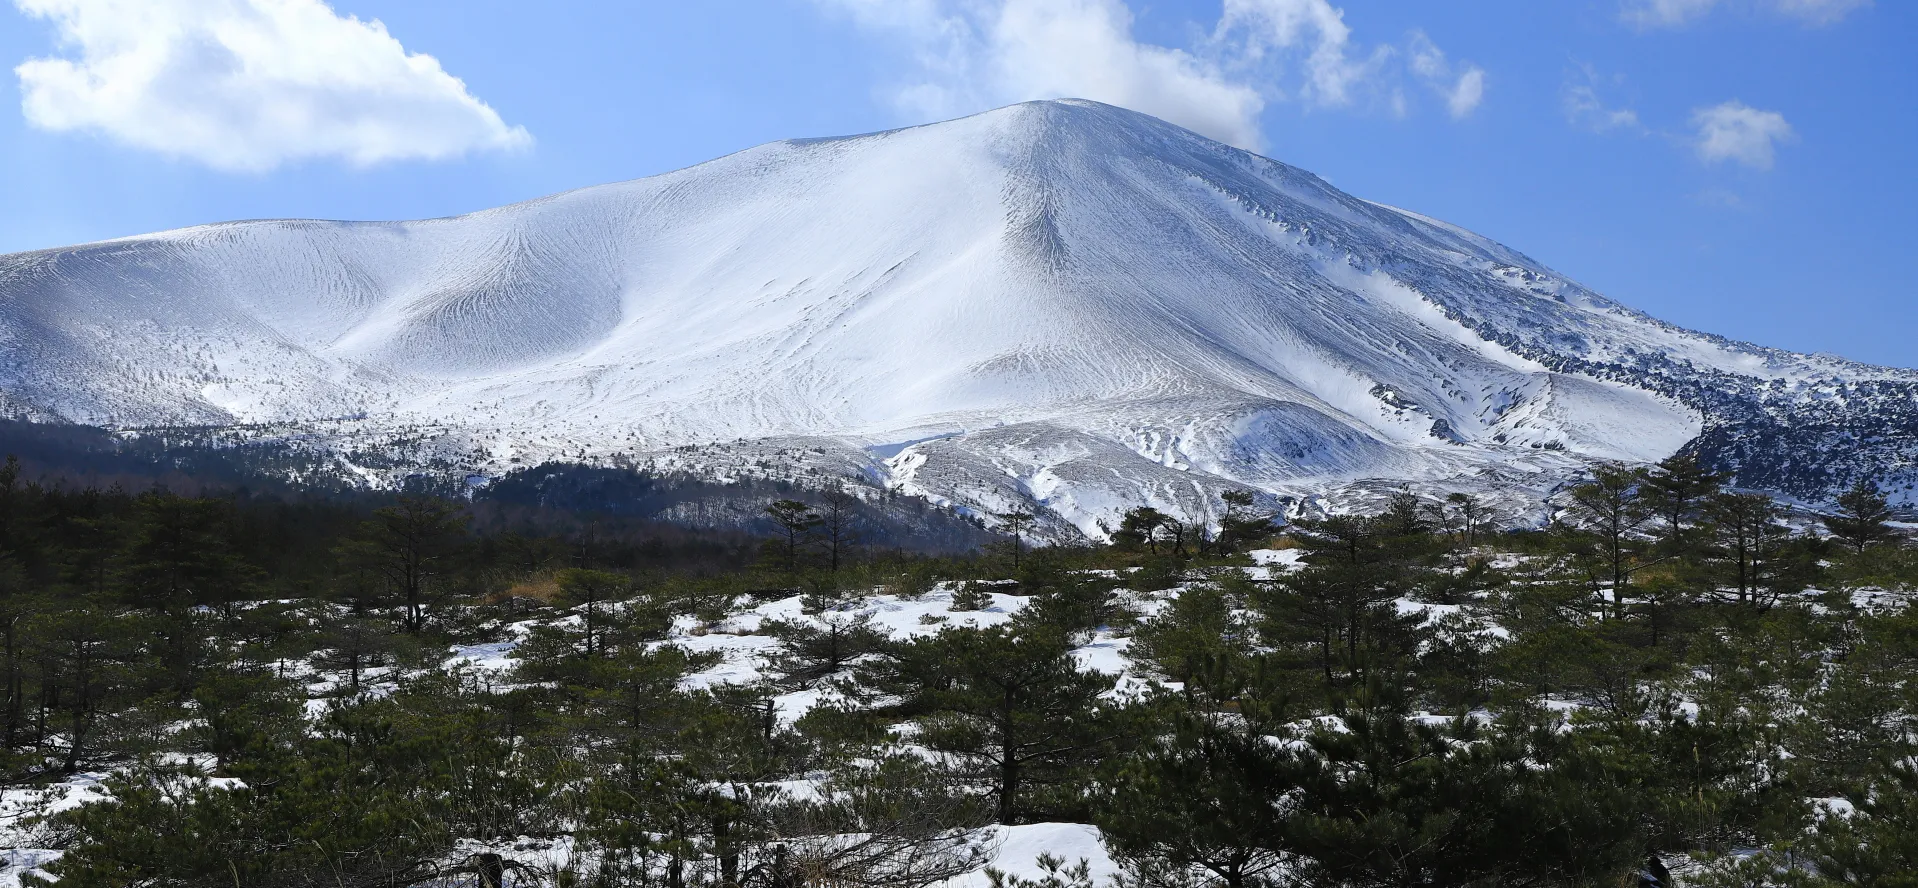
[1799,604,1918,795]
[494,530,564,575]
[1643,453,1724,550]
[1705,492,1804,608]
[555,568,630,659]
[32,694,477,887]
[996,510,1037,569]
[1291,512,1376,566]
[1097,713,1301,888]
[817,487,864,573]
[0,455,23,558]
[1439,491,1490,552]
[949,581,993,612]
[1826,478,1897,553]
[1254,562,1419,697]
[873,626,1113,824]
[1216,490,1277,554]
[311,612,406,696]
[116,492,251,614]
[1564,464,1655,618]
[28,603,140,773]
[573,757,712,887]
[1128,582,1255,704]
[1285,700,1643,887]
[1377,487,1427,538]
[0,562,42,750]
[579,644,712,754]
[764,610,890,690]
[1801,760,1918,884]
[1113,507,1186,557]
[337,496,469,633]
[190,666,304,770]
[764,498,822,576]
[1014,557,1121,636]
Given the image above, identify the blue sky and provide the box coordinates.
[1,0,1912,366]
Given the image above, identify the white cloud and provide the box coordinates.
[1407,30,1485,119]
[1692,186,1746,209]
[1562,66,1644,133]
[1620,0,1870,28]
[1215,0,1376,108]
[1772,0,1872,24]
[988,0,1270,147]
[12,0,531,172]
[1621,0,1721,27]
[1564,85,1643,132]
[818,0,1483,150]
[1692,100,1793,169]
[1446,69,1486,120]
[825,0,1265,149]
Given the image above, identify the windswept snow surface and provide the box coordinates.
[4,99,1915,533]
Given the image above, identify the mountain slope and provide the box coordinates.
[2,99,1913,536]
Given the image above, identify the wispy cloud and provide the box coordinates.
[1692,100,1794,169]
[817,0,1485,151]
[1772,0,1873,25]
[1407,30,1486,120]
[1620,0,1871,29]
[11,0,530,172]
[1562,66,1645,133]
[825,0,1265,148]
[1560,68,1796,173]
[1620,0,1722,27]
[1691,186,1747,209]
[1213,0,1384,110]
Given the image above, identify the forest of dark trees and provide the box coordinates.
[0,451,1914,887]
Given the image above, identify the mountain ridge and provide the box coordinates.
[2,99,1913,537]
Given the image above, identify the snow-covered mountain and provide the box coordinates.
[2,99,1913,537]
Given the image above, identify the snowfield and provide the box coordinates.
[2,99,1914,537]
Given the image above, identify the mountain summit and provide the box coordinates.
[2,99,1912,534]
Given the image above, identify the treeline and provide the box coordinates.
[0,455,1913,886]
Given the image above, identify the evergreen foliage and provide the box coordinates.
[0,455,1911,886]
[864,624,1115,825]
[1825,478,1897,553]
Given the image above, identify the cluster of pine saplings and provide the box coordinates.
[0,452,1912,887]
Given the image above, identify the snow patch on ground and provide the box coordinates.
[940,823,1119,888]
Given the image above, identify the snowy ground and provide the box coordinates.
[0,543,1560,886]
[5,545,1871,886]
[0,773,108,887]
[0,552,1326,885]
[941,823,1118,888]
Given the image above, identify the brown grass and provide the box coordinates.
[494,575,563,604]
